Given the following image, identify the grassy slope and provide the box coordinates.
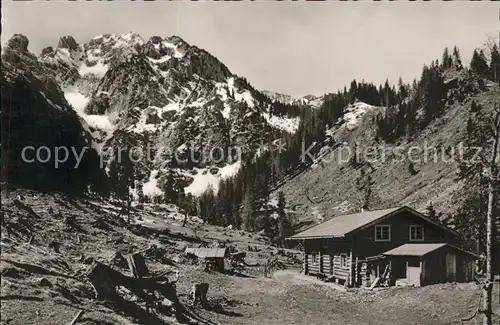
[277,80,500,227]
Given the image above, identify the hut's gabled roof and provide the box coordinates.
[288,206,458,240]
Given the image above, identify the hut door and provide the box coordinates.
[445,252,456,282]
[406,260,421,287]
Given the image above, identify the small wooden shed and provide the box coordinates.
[383,243,478,287]
[185,247,227,272]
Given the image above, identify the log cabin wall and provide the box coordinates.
[303,238,352,280]
[332,252,351,281]
[322,254,332,275]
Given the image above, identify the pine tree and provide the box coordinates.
[452,46,463,69]
[425,202,441,221]
[108,159,119,200]
[348,80,358,104]
[470,100,479,113]
[276,191,293,246]
[137,181,145,204]
[452,186,489,255]
[109,151,134,223]
[420,64,445,127]
[489,44,500,81]
[470,49,489,77]
[395,103,407,138]
[466,117,474,134]
[162,170,179,204]
[240,186,258,231]
[199,186,216,223]
[441,47,452,70]
[398,77,407,100]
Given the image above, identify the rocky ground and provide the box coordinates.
[1,189,498,325]
[0,189,299,325]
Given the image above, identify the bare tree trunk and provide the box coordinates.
[483,181,494,325]
[482,109,500,325]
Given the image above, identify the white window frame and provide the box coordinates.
[375,225,391,242]
[409,225,425,241]
[312,252,318,264]
[340,254,347,268]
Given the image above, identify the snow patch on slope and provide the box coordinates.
[79,62,108,78]
[342,101,378,131]
[162,40,184,58]
[148,55,171,64]
[183,160,241,196]
[262,113,300,134]
[222,103,231,119]
[64,89,114,148]
[227,77,255,108]
[127,103,181,134]
[143,170,162,197]
[54,48,78,66]
[301,95,324,109]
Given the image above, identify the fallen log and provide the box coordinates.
[87,262,179,311]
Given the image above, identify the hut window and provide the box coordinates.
[340,254,347,268]
[321,238,329,249]
[409,225,424,241]
[375,225,391,242]
[312,253,318,264]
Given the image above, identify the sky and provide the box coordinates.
[2,1,499,97]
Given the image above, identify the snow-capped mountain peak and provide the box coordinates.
[32,33,304,197]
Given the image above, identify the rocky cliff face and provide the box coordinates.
[6,33,302,198]
[1,35,104,194]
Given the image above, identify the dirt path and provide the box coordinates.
[196,270,498,325]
